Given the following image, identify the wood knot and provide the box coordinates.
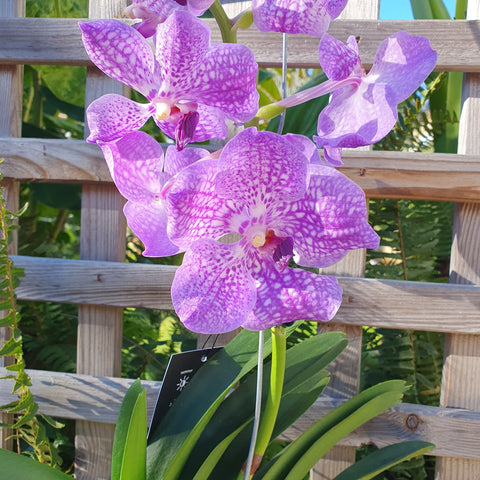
[348,296,354,303]
[405,413,422,431]
[96,273,102,282]
[359,168,366,176]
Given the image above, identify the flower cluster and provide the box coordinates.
[81,0,436,334]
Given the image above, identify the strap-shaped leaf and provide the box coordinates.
[0,448,72,480]
[112,378,147,480]
[332,441,435,480]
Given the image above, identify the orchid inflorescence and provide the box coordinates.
[80,0,437,335]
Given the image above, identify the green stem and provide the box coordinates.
[251,326,287,475]
[209,0,237,43]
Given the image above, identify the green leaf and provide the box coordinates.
[112,379,147,480]
[410,0,433,18]
[0,336,23,357]
[258,380,407,480]
[182,332,346,479]
[332,441,435,480]
[146,324,298,480]
[192,423,249,480]
[0,448,72,479]
[7,391,34,413]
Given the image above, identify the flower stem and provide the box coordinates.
[209,0,237,43]
[256,76,361,122]
[251,326,287,475]
[242,329,265,480]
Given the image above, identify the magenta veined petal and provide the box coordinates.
[87,95,154,144]
[242,259,343,330]
[252,0,347,36]
[172,239,256,333]
[79,20,157,98]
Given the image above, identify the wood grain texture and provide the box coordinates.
[1,17,480,71]
[74,1,128,478]
[2,140,480,201]
[436,2,480,477]
[312,2,379,476]
[2,367,480,461]
[0,0,23,452]
[11,255,480,333]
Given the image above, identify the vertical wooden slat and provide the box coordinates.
[436,2,480,477]
[74,1,127,478]
[311,2,379,478]
[0,0,23,451]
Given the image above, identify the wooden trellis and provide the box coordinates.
[1,0,480,479]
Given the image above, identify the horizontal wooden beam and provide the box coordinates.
[12,255,480,333]
[2,138,480,202]
[0,18,479,71]
[1,367,479,460]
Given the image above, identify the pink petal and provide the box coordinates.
[172,239,256,333]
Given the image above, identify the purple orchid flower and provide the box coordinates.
[99,130,209,256]
[313,31,437,164]
[252,0,348,36]
[125,0,215,37]
[79,11,259,149]
[162,128,379,333]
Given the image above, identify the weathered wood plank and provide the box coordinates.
[11,255,480,334]
[0,0,23,452]
[2,138,480,202]
[1,18,480,71]
[73,0,128,477]
[436,3,480,475]
[2,367,480,461]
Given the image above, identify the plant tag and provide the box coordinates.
[147,346,222,442]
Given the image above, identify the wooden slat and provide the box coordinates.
[11,255,480,333]
[2,367,480,461]
[1,18,480,71]
[313,2,379,477]
[73,1,127,478]
[436,2,480,477]
[0,0,22,452]
[2,139,480,202]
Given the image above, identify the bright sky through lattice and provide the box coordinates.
[380,0,456,19]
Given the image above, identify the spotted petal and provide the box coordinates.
[319,33,360,81]
[79,20,157,98]
[242,259,342,330]
[172,239,256,333]
[187,43,259,123]
[99,131,165,203]
[252,0,347,36]
[87,94,154,143]
[165,158,239,248]
[281,164,379,268]
[124,200,180,257]
[164,145,209,177]
[155,11,211,95]
[215,128,308,207]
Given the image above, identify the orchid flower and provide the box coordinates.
[163,128,379,333]
[252,0,348,36]
[125,0,215,37]
[313,31,438,164]
[79,11,259,150]
[257,31,437,165]
[99,131,209,256]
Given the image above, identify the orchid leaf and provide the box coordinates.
[146,325,297,480]
[257,380,407,480]
[192,422,250,480]
[111,379,147,480]
[182,332,347,479]
[332,441,435,480]
[0,449,72,480]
